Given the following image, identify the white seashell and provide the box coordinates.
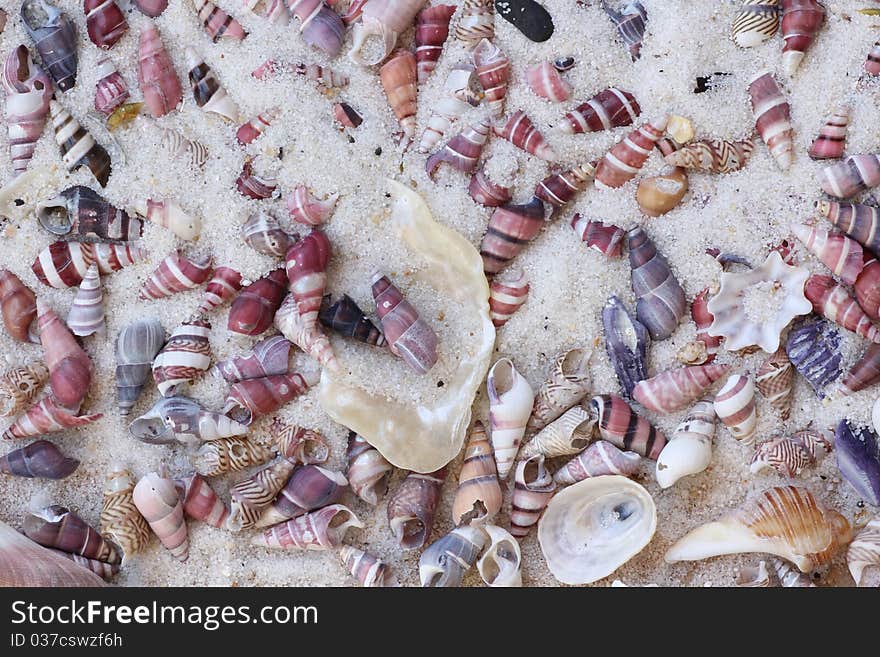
[772,557,816,587]
[518,405,594,459]
[526,347,592,433]
[538,475,657,585]
[655,399,715,489]
[714,374,757,446]
[487,357,534,480]
[418,65,482,154]
[707,250,811,353]
[848,515,880,587]
[735,560,773,587]
[477,525,522,587]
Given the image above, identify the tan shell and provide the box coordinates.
[527,347,591,433]
[519,405,594,459]
[755,347,794,420]
[0,361,48,417]
[100,466,151,560]
[636,167,688,217]
[848,515,880,587]
[451,421,502,525]
[477,525,522,587]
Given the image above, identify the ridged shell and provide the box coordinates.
[252,504,362,550]
[473,38,510,117]
[809,105,849,160]
[535,163,596,212]
[455,0,494,47]
[664,138,754,173]
[387,468,447,550]
[840,342,880,396]
[494,110,557,162]
[816,200,880,255]
[755,347,794,420]
[339,545,398,587]
[66,263,104,337]
[100,466,150,559]
[510,455,556,537]
[159,129,208,169]
[732,0,779,48]
[527,348,591,433]
[633,364,730,414]
[595,116,667,188]
[793,222,864,285]
[785,319,842,399]
[260,417,330,464]
[115,318,165,416]
[198,266,243,314]
[227,459,296,531]
[132,472,188,561]
[0,361,48,418]
[192,0,248,41]
[21,0,77,92]
[255,465,348,528]
[848,516,880,587]
[192,436,274,476]
[750,429,831,478]
[138,21,181,118]
[805,274,880,343]
[553,440,641,486]
[736,560,773,587]
[520,405,593,460]
[379,50,417,141]
[451,421,501,525]
[419,525,486,587]
[2,396,102,440]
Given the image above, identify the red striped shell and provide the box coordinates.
[192,0,247,41]
[570,215,625,258]
[590,394,667,459]
[714,374,758,445]
[372,273,438,375]
[748,71,794,170]
[473,39,510,117]
[415,5,456,83]
[236,107,280,145]
[489,268,529,328]
[285,231,332,333]
[792,222,863,285]
[197,266,243,314]
[151,317,213,396]
[525,61,571,103]
[138,251,213,301]
[558,87,640,134]
[809,105,849,161]
[494,111,557,162]
[93,56,129,116]
[85,0,129,49]
[286,186,338,226]
[426,119,491,177]
[781,0,825,75]
[633,364,731,414]
[595,116,668,188]
[227,268,287,336]
[480,198,546,276]
[805,274,880,343]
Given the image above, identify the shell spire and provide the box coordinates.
[557,87,640,134]
[487,358,534,479]
[0,440,78,480]
[480,198,546,276]
[748,71,794,171]
[237,107,280,146]
[285,231,332,336]
[732,0,779,48]
[493,111,557,161]
[633,364,730,414]
[379,50,418,142]
[809,105,849,160]
[151,317,212,396]
[319,294,386,346]
[518,405,594,460]
[839,343,880,397]
[31,241,147,289]
[780,0,825,76]
[525,61,572,103]
[197,266,243,314]
[49,101,112,187]
[85,0,128,49]
[792,222,863,285]
[191,0,248,41]
[347,0,422,65]
[535,163,596,213]
[100,466,150,559]
[132,472,189,561]
[93,56,129,117]
[451,421,502,525]
[2,396,102,439]
[387,469,447,550]
[419,65,482,154]
[714,373,758,446]
[805,274,880,343]
[816,200,880,255]
[66,264,104,337]
[489,268,529,328]
[138,21,181,118]
[590,394,667,459]
[627,226,686,341]
[415,5,456,83]
[372,273,438,374]
[184,48,240,122]
[455,0,494,47]
[139,251,213,301]
[115,319,165,416]
[135,198,202,242]
[473,39,510,118]
[425,118,491,177]
[2,45,52,177]
[37,298,92,411]
[595,116,668,188]
[818,154,880,199]
[510,455,556,538]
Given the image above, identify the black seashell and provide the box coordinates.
[36,186,141,240]
[0,440,79,479]
[602,295,650,397]
[21,0,78,92]
[319,294,386,347]
[834,420,880,507]
[785,319,842,399]
[494,0,554,42]
[601,0,647,60]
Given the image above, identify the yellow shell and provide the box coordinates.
[636,167,688,217]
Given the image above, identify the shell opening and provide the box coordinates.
[349,21,395,66]
[392,515,426,550]
[35,197,72,235]
[325,507,362,544]
[458,499,488,526]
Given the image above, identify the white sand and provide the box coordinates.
[1,0,878,587]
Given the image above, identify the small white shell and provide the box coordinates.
[487,358,534,480]
[477,525,523,587]
[655,399,715,488]
[714,374,758,446]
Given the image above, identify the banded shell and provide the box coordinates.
[628,226,686,341]
[527,348,592,433]
[636,167,688,217]
[419,525,487,587]
[816,200,880,255]
[339,545,398,587]
[159,129,208,169]
[780,0,824,76]
[253,504,362,550]
[32,241,147,289]
[138,21,181,118]
[197,267,243,314]
[227,268,287,336]
[477,525,522,587]
[489,268,529,328]
[151,317,212,396]
[293,62,349,88]
[525,61,571,103]
[510,455,556,537]
[595,116,667,188]
[0,440,78,480]
[633,364,730,414]
[488,358,534,480]
[451,421,502,525]
[214,335,292,383]
[419,65,482,154]
[732,0,779,48]
[834,420,880,507]
[558,87,640,134]
[115,318,165,416]
[480,198,546,276]
[2,396,102,440]
[21,0,78,92]
[37,186,139,241]
[772,557,816,586]
[751,430,832,478]
[346,432,393,505]
[535,163,596,213]
[520,406,594,460]
[571,216,625,258]
[714,373,757,446]
[809,105,850,161]
[85,0,128,49]
[286,186,338,227]
[236,157,278,200]
[129,395,249,445]
[275,293,338,370]
[857,257,880,322]
[848,516,880,587]
[192,436,274,477]
[227,459,297,531]
[3,44,52,178]
[655,400,715,488]
[372,272,438,374]
[0,361,48,418]
[748,71,794,170]
[332,102,363,129]
[135,198,202,241]
[285,231,332,334]
[256,465,348,528]
[192,0,248,41]
[415,5,456,83]
[387,468,447,550]
[222,370,319,425]
[426,119,491,177]
[755,347,794,420]
[132,472,188,561]
[806,274,880,343]
[100,466,150,559]
[261,418,330,464]
[591,394,667,459]
[139,252,213,302]
[553,440,641,486]
[601,0,648,60]
[456,0,494,47]
[49,100,112,187]
[53,551,118,580]
[185,48,240,122]
[473,38,510,118]
[319,294,386,347]
[242,212,294,257]
[602,295,649,397]
[379,50,418,142]
[66,264,104,337]
[0,519,105,586]
[785,319,842,399]
[176,474,228,528]
[24,505,119,565]
[494,110,556,161]
[818,154,880,199]
[237,107,280,145]
[36,297,93,411]
[866,41,880,76]
[664,138,754,173]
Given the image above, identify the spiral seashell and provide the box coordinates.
[151,317,212,397]
[21,0,77,92]
[534,163,596,212]
[214,336,292,383]
[0,519,106,586]
[751,429,831,478]
[346,432,393,505]
[3,395,102,439]
[451,421,501,525]
[379,50,417,141]
[816,200,880,255]
[732,0,779,48]
[3,46,51,178]
[246,0,289,23]
[253,504,362,550]
[770,557,816,586]
[37,186,138,241]
[24,505,119,566]
[602,0,648,60]
[476,524,522,586]
[806,274,880,343]
[558,87,639,135]
[49,101,112,187]
[526,349,591,434]
[194,267,240,315]
[595,116,667,188]
[134,197,201,242]
[372,272,438,374]
[571,215,625,258]
[285,231,331,334]
[348,0,424,65]
[664,137,754,173]
[493,110,557,162]
[426,118,491,177]
[227,268,287,336]
[36,298,92,412]
[0,271,37,344]
[236,157,278,200]
[834,419,880,506]
[785,318,842,399]
[242,212,294,257]
[665,485,851,572]
[291,0,346,56]
[554,440,641,485]
[332,102,363,129]
[387,468,447,550]
[139,251,213,302]
[159,129,208,169]
[539,475,656,584]
[755,347,794,420]
[138,22,181,118]
[319,294,386,346]
[275,293,338,369]
[736,560,773,587]
[223,370,319,425]
[114,319,164,417]
[525,61,571,103]
[185,48,240,122]
[135,0,168,17]
[857,256,880,322]
[175,473,228,528]
[602,296,649,397]
[488,268,528,328]
[0,361,48,418]
[286,186,338,227]
[227,459,297,531]
[419,65,482,154]
[473,38,510,118]
[0,440,78,479]
[627,226,686,341]
[192,0,248,41]
[713,373,757,446]
[748,71,794,170]
[809,105,849,161]
[480,198,546,276]
[192,436,274,476]
[633,364,729,415]
[339,545,398,587]
[521,407,594,462]
[456,0,493,47]
[415,4,456,83]
[261,417,329,464]
[637,166,689,217]
[100,466,150,559]
[256,465,348,528]
[236,107,280,146]
[52,550,118,580]
[85,0,128,49]
[848,516,880,587]
[66,264,104,337]
[487,358,533,479]
[419,525,486,587]
[32,241,145,289]
[133,472,189,561]
[590,394,667,459]
[293,62,349,88]
[840,342,880,397]
[780,0,824,76]
[818,154,880,199]
[792,222,862,285]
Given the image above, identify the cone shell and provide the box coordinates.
[748,71,794,170]
[553,440,640,486]
[253,504,362,550]
[558,87,640,134]
[115,318,165,416]
[372,273,438,374]
[0,270,37,343]
[255,465,348,528]
[627,226,686,341]
[489,268,529,328]
[785,319,842,398]
[197,266,243,314]
[655,400,715,489]
[419,524,486,587]
[133,472,188,561]
[664,138,754,173]
[633,364,730,414]
[185,47,240,122]
[494,110,557,161]
[31,241,147,289]
[848,516,880,587]
[177,473,229,528]
[732,0,779,48]
[242,212,294,257]
[426,118,491,177]
[792,222,863,285]
[452,422,501,525]
[816,200,880,255]
[339,545,398,587]
[237,107,280,145]
[590,394,667,459]
[473,38,510,117]
[223,370,318,425]
[192,0,248,41]
[37,298,92,411]
[49,100,112,187]
[215,335,292,383]
[379,50,417,140]
[780,0,824,76]
[455,0,494,47]
[285,231,332,334]
[805,274,880,343]
[66,263,104,337]
[24,504,119,564]
[602,295,649,397]
[527,348,591,433]
[2,45,52,177]
[139,251,213,301]
[480,197,546,276]
[818,154,880,199]
[3,396,102,439]
[135,198,202,241]
[755,347,794,420]
[594,116,667,188]
[138,22,181,118]
[534,162,595,211]
[192,436,274,476]
[100,466,150,559]
[526,61,571,103]
[21,0,78,92]
[840,342,880,396]
[713,373,757,446]
[415,4,456,83]
[346,432,393,505]
[262,417,330,464]
[0,440,78,479]
[637,167,688,216]
[85,0,128,49]
[0,361,48,418]
[0,519,106,586]
[227,268,287,336]
[387,468,447,550]
[809,105,849,160]
[487,358,534,480]
[319,294,386,347]
[510,455,556,538]
[750,429,831,477]
[286,186,338,227]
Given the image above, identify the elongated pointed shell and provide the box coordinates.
[2,396,102,439]
[664,138,754,173]
[595,116,667,188]
[346,432,393,505]
[477,524,522,586]
[539,475,657,585]
[387,468,447,550]
[806,274,880,342]
[185,48,240,122]
[554,440,641,485]
[192,436,274,476]
[857,257,880,322]
[665,486,851,572]
[138,22,182,118]
[133,472,189,561]
[339,545,398,587]
[818,154,880,199]
[319,295,386,346]
[848,516,880,587]
[139,251,213,301]
[129,395,249,445]
[781,0,824,76]
[419,525,487,587]
[489,269,529,329]
[198,266,243,314]
[252,504,362,550]
[275,294,338,370]
[192,0,248,41]
[0,519,106,586]
[628,226,686,341]
[255,465,348,528]
[840,342,880,396]
[655,400,715,489]
[94,56,129,117]
[415,4,456,83]
[732,0,779,48]
[834,420,880,506]
[751,429,831,477]
[602,295,649,397]
[816,200,880,255]
[21,0,77,92]
[809,105,849,160]
[3,45,52,177]
[135,198,202,241]
[32,241,147,289]
[426,119,491,177]
[379,50,417,140]
[372,272,438,374]
[748,71,794,170]
[602,0,648,60]
[456,0,494,47]
[480,198,546,276]
[0,361,48,418]
[527,348,591,433]
[66,264,104,337]
[785,319,842,398]
[558,87,639,134]
[591,394,667,459]
[287,186,338,227]
[452,422,501,525]
[152,317,212,396]
[473,39,510,117]
[713,374,757,446]
[115,318,164,416]
[227,459,297,531]
[487,358,534,479]
[285,231,332,334]
[37,298,92,411]
[100,466,150,559]
[494,110,557,162]
[510,455,556,537]
[755,347,794,420]
[634,364,729,415]
[25,504,119,564]
[227,268,287,336]
[0,270,37,344]
[50,101,112,187]
[535,163,596,212]
[0,440,78,479]
[222,370,318,425]
[215,336,292,383]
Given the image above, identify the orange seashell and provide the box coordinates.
[379,50,417,141]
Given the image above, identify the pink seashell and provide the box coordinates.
[93,56,129,116]
[525,61,571,103]
[480,198,546,276]
[32,241,147,289]
[85,0,128,49]
[809,105,849,160]
[534,163,596,212]
[133,472,188,561]
[252,504,362,550]
[2,396,102,439]
[469,168,513,207]
[855,255,880,321]
[151,317,212,396]
[227,268,287,336]
[595,116,668,188]
[0,270,37,344]
[66,263,104,337]
[138,251,214,301]
[3,45,53,177]
[285,231,332,334]
[175,474,228,528]
[415,4,456,83]
[804,274,880,343]
[138,22,182,118]
[781,0,825,76]
[558,87,640,134]
[493,110,557,161]
[632,364,731,414]
[236,158,278,200]
[293,62,350,88]
[748,71,794,170]
[37,298,93,412]
[197,266,243,314]
[134,0,168,17]
[289,0,345,57]
[792,222,863,285]
[214,335,292,383]
[332,102,363,129]
[509,455,555,538]
[274,294,338,370]
[489,267,529,328]
[553,440,641,485]
[570,215,625,258]
[222,372,318,424]
[348,0,425,66]
[246,0,289,23]
[236,107,280,145]
[192,0,248,41]
[818,154,880,199]
[426,118,491,177]
[473,38,510,117]
[372,272,438,375]
[135,198,202,241]
[286,186,339,226]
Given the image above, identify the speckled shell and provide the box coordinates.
[24,505,119,565]
[372,273,438,374]
[214,335,292,383]
[339,545,398,587]
[590,394,667,459]
[793,222,863,285]
[654,400,715,488]
[806,274,880,342]
[129,396,249,445]
[455,0,494,47]
[139,251,213,301]
[387,468,447,550]
[379,50,417,140]
[192,436,274,476]
[133,472,189,561]
[21,0,78,92]
[525,61,571,103]
[261,418,330,464]
[0,519,106,586]
[634,364,730,414]
[2,396,102,439]
[818,154,880,199]
[627,226,686,341]
[840,342,880,396]
[419,525,487,587]
[755,347,794,420]
[780,0,824,76]
[750,429,831,477]
[602,0,648,60]
[346,432,393,505]
[535,163,596,212]
[558,87,639,134]
[151,317,212,396]
[85,0,128,49]
[785,319,842,398]
[595,116,667,188]
[185,48,240,122]
[0,440,78,480]
[426,118,491,177]
[319,294,386,346]
[452,422,501,525]
[494,110,557,161]
[285,231,332,334]
[664,138,754,173]
[553,440,641,485]
[473,38,510,117]
[415,4,456,83]
[3,45,52,177]
[489,268,529,328]
[192,0,248,41]
[637,166,688,216]
[138,22,181,118]
[256,465,348,528]
[527,348,591,433]
[253,504,362,550]
[713,373,757,446]
[227,268,287,336]
[115,319,164,416]
[242,212,294,257]
[0,270,38,343]
[480,197,546,276]
[227,459,297,531]
[222,370,319,425]
[135,198,202,241]
[36,298,92,411]
[237,107,280,145]
[0,361,48,418]
[732,0,779,48]
[49,100,112,187]
[286,186,338,227]
[602,295,649,397]
[809,105,849,160]
[847,516,880,587]
[100,467,150,559]
[197,266,243,314]
[748,71,793,170]
[66,263,104,337]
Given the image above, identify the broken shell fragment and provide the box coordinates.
[339,545,398,587]
[755,347,794,420]
[24,505,119,565]
[253,504,362,550]
[664,138,754,173]
[0,361,48,418]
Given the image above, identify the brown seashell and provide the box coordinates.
[387,468,447,550]
[755,347,794,420]
[780,0,825,76]
[636,167,688,216]
[139,251,213,301]
[473,38,509,117]
[0,361,48,418]
[750,430,832,477]
[809,105,849,160]
[260,417,330,464]
[227,458,297,532]
[192,436,274,477]
[527,348,592,433]
[37,298,92,412]
[227,268,287,336]
[100,466,151,559]
[0,270,38,343]
[451,422,502,525]
[379,50,417,142]
[0,519,105,586]
[346,432,393,505]
[455,0,494,47]
[24,504,120,565]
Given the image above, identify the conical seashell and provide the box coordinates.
[793,223,864,285]
[414,4,456,84]
[346,0,420,64]
[372,272,437,374]
[0,519,105,586]
[198,266,243,315]
[236,107,280,145]
[636,166,689,216]
[134,198,202,241]
[85,0,128,49]
[319,294,386,347]
[755,347,794,420]
[452,422,502,526]
[2,396,103,439]
[809,105,849,160]
[538,475,657,585]
[732,0,779,48]
[480,198,546,276]
[185,48,240,122]
[129,395,249,445]
[493,111,557,162]
[602,296,649,398]
[223,370,319,425]
[419,525,487,587]
[255,464,348,528]
[0,440,78,479]
[100,466,151,560]
[66,264,104,337]
[535,163,596,213]
[151,317,212,396]
[489,268,529,328]
[24,505,119,564]
[275,293,338,370]
[293,62,349,88]
[138,22,181,118]
[236,157,278,200]
[21,0,77,92]
[525,61,571,103]
[748,71,794,170]
[191,0,248,41]
[115,318,164,416]
[785,319,842,399]
[227,459,297,531]
[665,485,851,572]
[49,100,112,187]
[0,270,38,343]
[37,186,140,241]
[818,154,880,199]
[590,394,667,459]
[713,373,757,446]
[260,418,329,464]
[834,420,880,506]
[176,474,228,528]
[805,274,880,342]
[0,361,48,418]
[2,45,52,177]
[527,348,591,433]
[736,560,773,587]
[780,0,825,76]
[455,0,494,47]
[847,516,880,587]
[477,525,522,587]
[32,241,147,289]
[339,545,398,587]
[655,400,715,489]
[242,212,294,257]
[520,406,593,460]
[387,468,447,550]
[132,472,189,561]
[214,336,292,383]
[346,432,393,506]
[816,200,880,255]
[286,186,338,227]
[192,436,274,476]
[419,65,482,153]
[751,429,831,477]
[602,0,648,60]
[633,364,730,414]
[254,504,362,550]
[595,116,667,188]
[159,129,208,169]
[664,137,754,173]
[510,455,556,538]
[571,215,625,258]
[139,251,213,301]
[553,440,641,485]
[840,342,880,396]
[857,256,880,321]
[487,358,534,480]
[379,50,417,141]
[37,298,92,411]
[557,87,640,134]
[473,39,510,118]
[426,118,491,177]
[627,226,686,341]
[284,231,331,335]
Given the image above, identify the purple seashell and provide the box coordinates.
[627,226,686,341]
[834,420,880,507]
[601,0,648,60]
[319,294,387,347]
[289,0,345,58]
[785,319,842,399]
[214,335,293,383]
[21,0,78,92]
[602,295,650,397]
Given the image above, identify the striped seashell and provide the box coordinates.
[755,347,794,420]
[628,226,686,341]
[487,358,534,479]
[2,396,102,439]
[489,268,529,328]
[655,400,715,488]
[0,361,48,418]
[49,101,112,187]
[510,455,556,538]
[228,268,287,336]
[128,395,248,445]
[227,459,297,531]
[36,298,92,412]
[809,105,849,160]
[469,167,513,207]
[736,561,772,587]
[771,557,816,586]
[713,373,757,445]
[818,154,880,199]
[664,137,754,173]
[21,0,78,92]
[85,0,128,49]
[138,22,182,118]
[732,0,779,48]
[590,394,667,459]
[480,198,546,276]
[185,48,240,122]
[603,295,649,397]
[192,0,247,41]
[494,111,557,161]
[420,525,486,587]
[135,197,202,241]
[151,317,212,396]
[748,71,794,170]
[236,107,280,145]
[602,0,648,60]
[32,241,147,289]
[159,129,209,169]
[66,264,104,337]
[285,231,331,334]
[372,273,437,374]
[294,62,350,88]
[24,505,119,565]
[415,5,456,83]
[856,256,880,321]
[346,432,393,505]
[197,266,243,314]
[275,293,337,370]
[100,466,150,560]
[473,39,510,117]
[780,0,824,76]
[332,102,363,129]
[379,50,418,141]
[455,0,494,47]
[2,45,52,178]
[633,364,730,414]
[595,116,667,188]
[133,472,188,561]
[834,420,880,505]
[242,212,294,257]
[261,418,329,464]
[319,294,386,347]
[139,252,213,301]
[839,342,880,396]
[527,348,591,433]
[214,335,292,383]
[571,215,625,258]
[246,0,289,23]
[176,474,228,528]
[519,405,594,459]
[553,440,641,485]
[534,162,596,212]
[847,516,880,587]
[387,468,447,550]
[525,61,571,103]
[0,440,78,480]
[115,319,165,416]
[785,319,842,398]
[286,186,338,227]
[418,65,482,154]
[192,436,274,476]
[236,157,278,200]
[805,274,880,342]
[222,370,319,425]
[256,465,348,528]
[452,422,501,525]
[253,504,362,550]
[558,87,640,134]
[51,550,118,580]
[816,200,880,255]
[750,430,831,477]
[866,41,880,76]
[0,270,37,343]
[339,545,398,587]
[426,118,491,177]
[792,222,863,285]
[93,56,129,117]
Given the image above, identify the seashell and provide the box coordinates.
[654,399,715,488]
[636,166,688,216]
[487,358,534,480]
[732,0,779,48]
[664,137,754,173]
[134,0,168,17]
[261,418,330,464]
[339,545,398,587]
[237,107,280,146]
[816,200,880,255]
[526,61,571,103]
[286,186,338,227]
[0,9,5,34]
[595,116,668,188]
[748,71,794,170]
[185,48,240,122]
[455,0,494,47]
[0,440,78,479]
[2,46,52,177]
[252,504,362,550]
[21,0,78,92]
[348,0,423,65]
[138,21,182,118]
[809,105,849,160]
[866,41,880,76]
[493,111,557,162]
[480,197,546,276]
[84,0,128,49]
[495,0,553,42]
[132,472,189,561]
[135,198,202,241]
[553,440,641,485]
[750,429,831,477]
[36,298,92,411]
[52,550,118,580]
[222,370,319,425]
[176,473,228,528]
[665,485,851,572]
[627,226,686,341]
[159,129,209,169]
[425,118,491,177]
[37,186,140,241]
[452,421,502,525]
[100,466,150,559]
[771,557,816,586]
[191,0,248,41]
[590,394,667,459]
[602,296,649,397]
[840,342,880,396]
[848,516,880,587]
[104,101,142,131]
[0,361,48,418]
[856,256,880,322]
[780,0,824,76]
[0,519,106,586]
[139,251,213,301]
[275,293,338,370]
[834,420,880,506]
[24,505,118,565]
[227,268,287,336]
[198,267,243,314]
[793,222,863,285]
[538,475,657,585]
[806,274,880,342]
[346,432,393,505]
[379,50,418,141]
[473,39,510,118]
[736,560,772,587]
[294,62,350,88]
[236,157,278,200]
[571,216,627,258]
[418,65,482,154]
[713,373,757,446]
[192,436,274,476]
[66,264,104,337]
[151,317,212,396]
[214,335,292,383]
[255,465,348,528]
[2,396,102,439]
[558,87,639,135]
[319,294,386,346]
[227,459,297,531]
[332,102,363,129]
[242,212,294,257]
[488,268,529,328]
[372,272,438,374]
[785,319,842,398]
[706,250,812,353]
[755,347,794,420]
[285,231,331,337]
[419,525,486,587]
[387,468,447,550]
[534,163,596,212]
[49,100,112,187]
[527,349,591,434]
[510,455,556,538]
[601,0,648,60]
[32,239,146,286]
[415,4,456,83]
[115,319,165,416]
[818,154,880,199]
[634,364,729,415]
[246,0,289,23]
